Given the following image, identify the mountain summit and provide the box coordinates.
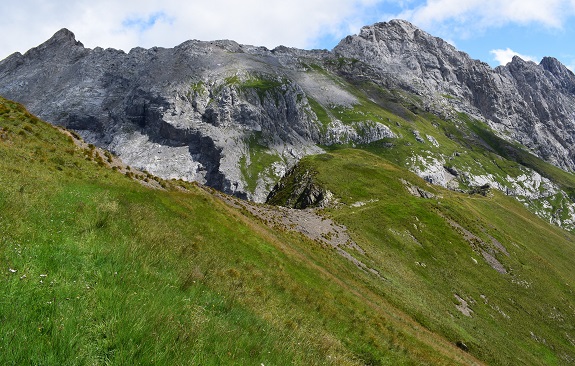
[335,21,575,169]
[1,20,575,218]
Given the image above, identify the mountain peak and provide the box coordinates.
[540,56,573,76]
[51,28,76,41]
[371,19,419,31]
[386,19,419,31]
[510,55,531,64]
[357,19,421,41]
[21,28,85,60]
[47,28,83,47]
[27,28,84,54]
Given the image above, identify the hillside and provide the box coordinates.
[2,96,575,365]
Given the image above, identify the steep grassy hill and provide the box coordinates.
[270,149,575,365]
[1,96,574,365]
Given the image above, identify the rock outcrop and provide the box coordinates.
[266,164,335,209]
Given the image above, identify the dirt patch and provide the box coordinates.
[214,191,383,278]
[486,233,510,257]
[480,251,507,274]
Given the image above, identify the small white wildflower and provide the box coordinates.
[40,274,47,278]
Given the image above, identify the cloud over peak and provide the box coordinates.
[490,48,538,66]
[0,0,383,60]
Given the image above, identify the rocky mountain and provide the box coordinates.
[334,20,575,171]
[0,27,393,202]
[1,20,575,227]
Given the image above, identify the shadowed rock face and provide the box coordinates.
[1,20,575,202]
[266,165,335,209]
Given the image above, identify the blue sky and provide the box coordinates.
[1,0,574,70]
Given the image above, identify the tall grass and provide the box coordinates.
[0,98,481,365]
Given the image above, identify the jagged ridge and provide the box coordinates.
[334,20,575,171]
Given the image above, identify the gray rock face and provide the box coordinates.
[0,29,393,202]
[1,20,575,203]
[334,19,575,171]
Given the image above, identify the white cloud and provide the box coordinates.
[0,0,385,61]
[400,0,574,31]
[490,48,538,65]
[2,0,575,68]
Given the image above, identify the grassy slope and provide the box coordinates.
[301,148,575,365]
[254,63,575,364]
[2,77,575,365]
[0,99,486,364]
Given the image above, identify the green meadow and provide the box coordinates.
[1,95,574,365]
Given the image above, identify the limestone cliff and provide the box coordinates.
[0,29,396,201]
[334,20,575,171]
